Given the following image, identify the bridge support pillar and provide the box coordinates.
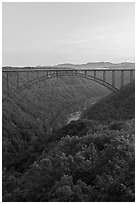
[27,71,29,82]
[37,71,39,79]
[103,70,106,82]
[121,71,124,89]
[112,71,115,87]
[94,70,96,78]
[130,70,133,83]
[56,70,58,76]
[75,70,77,75]
[7,72,9,97]
[16,71,19,88]
[85,70,87,76]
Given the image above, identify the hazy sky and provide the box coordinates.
[2,2,135,66]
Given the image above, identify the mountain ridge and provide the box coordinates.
[2,62,135,69]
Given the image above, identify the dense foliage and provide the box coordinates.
[3,76,107,169]
[3,119,135,202]
[81,82,135,122]
[2,77,135,202]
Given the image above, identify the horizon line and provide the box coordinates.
[2,61,135,68]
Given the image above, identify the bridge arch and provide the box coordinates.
[3,71,120,102]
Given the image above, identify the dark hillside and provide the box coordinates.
[2,76,108,169]
[2,76,135,202]
[81,81,135,122]
[3,80,135,202]
[3,118,135,202]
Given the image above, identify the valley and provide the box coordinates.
[2,63,135,202]
[2,1,135,202]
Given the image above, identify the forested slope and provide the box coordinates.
[81,81,135,122]
[3,76,108,169]
[3,81,135,202]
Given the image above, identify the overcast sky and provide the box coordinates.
[2,2,135,66]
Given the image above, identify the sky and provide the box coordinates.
[2,2,135,66]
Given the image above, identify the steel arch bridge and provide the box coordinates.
[2,67,135,102]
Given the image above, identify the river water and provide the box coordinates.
[67,101,97,124]
[67,111,82,124]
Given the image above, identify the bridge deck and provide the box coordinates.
[2,68,135,72]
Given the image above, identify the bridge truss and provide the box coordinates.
[2,68,135,102]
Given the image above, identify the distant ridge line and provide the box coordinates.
[2,62,135,70]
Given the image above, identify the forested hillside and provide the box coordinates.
[3,76,108,170]
[81,81,135,122]
[2,81,135,202]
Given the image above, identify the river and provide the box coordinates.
[67,101,97,124]
[67,111,82,124]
